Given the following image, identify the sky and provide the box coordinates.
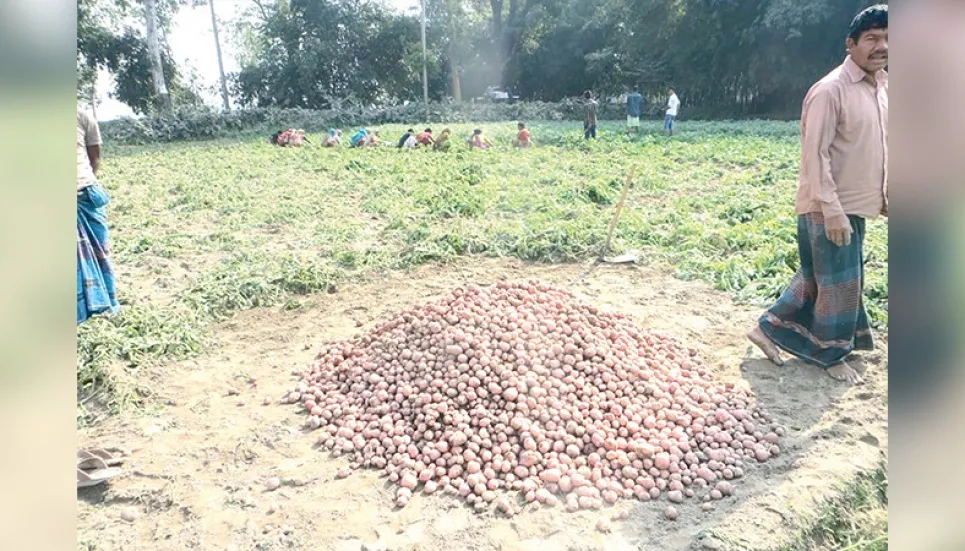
[94,0,421,121]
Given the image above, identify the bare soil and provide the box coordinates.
[78,257,888,551]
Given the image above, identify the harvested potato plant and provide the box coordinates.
[287,281,782,514]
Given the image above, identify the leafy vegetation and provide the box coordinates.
[762,461,888,551]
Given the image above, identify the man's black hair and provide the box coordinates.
[407,128,414,133]
[849,4,887,42]
[425,128,432,133]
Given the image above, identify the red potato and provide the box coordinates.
[290,282,780,518]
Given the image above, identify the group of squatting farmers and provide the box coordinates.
[269,124,531,151]
[264,85,683,151]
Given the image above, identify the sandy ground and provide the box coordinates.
[77,257,888,551]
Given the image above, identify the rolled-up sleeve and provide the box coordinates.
[800,85,846,221]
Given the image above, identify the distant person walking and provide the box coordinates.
[77,108,120,324]
[664,87,680,135]
[583,91,599,140]
[747,5,888,385]
[626,88,643,136]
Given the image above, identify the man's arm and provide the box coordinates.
[84,113,103,176]
[800,85,851,245]
[86,145,101,176]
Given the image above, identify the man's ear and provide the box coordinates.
[846,36,856,53]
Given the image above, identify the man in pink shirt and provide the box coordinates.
[748,5,888,385]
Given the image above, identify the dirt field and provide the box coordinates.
[77,257,888,551]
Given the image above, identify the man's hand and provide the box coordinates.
[825,214,852,247]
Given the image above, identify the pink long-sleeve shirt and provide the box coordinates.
[795,56,888,221]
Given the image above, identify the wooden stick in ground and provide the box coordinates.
[600,167,635,260]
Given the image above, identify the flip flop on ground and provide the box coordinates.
[78,447,127,468]
[77,456,123,489]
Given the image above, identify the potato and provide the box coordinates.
[284,282,779,514]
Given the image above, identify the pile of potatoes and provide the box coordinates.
[287,281,782,515]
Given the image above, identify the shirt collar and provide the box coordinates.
[844,55,888,85]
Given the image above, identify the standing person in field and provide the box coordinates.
[513,122,532,148]
[583,90,599,140]
[77,108,120,324]
[625,87,643,136]
[664,87,680,135]
[748,4,888,385]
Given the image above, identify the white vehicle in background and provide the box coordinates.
[482,86,519,102]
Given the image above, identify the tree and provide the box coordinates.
[233,0,439,108]
[227,0,887,118]
[486,0,548,87]
[143,0,172,111]
[425,0,488,102]
[208,0,231,111]
[78,0,200,114]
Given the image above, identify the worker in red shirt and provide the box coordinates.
[513,122,532,148]
[415,128,435,147]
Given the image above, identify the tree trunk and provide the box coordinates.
[209,0,231,111]
[449,54,462,102]
[489,0,504,85]
[143,0,171,111]
[444,0,462,102]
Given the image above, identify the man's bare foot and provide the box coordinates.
[747,327,785,366]
[827,362,864,385]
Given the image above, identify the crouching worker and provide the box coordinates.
[398,128,417,149]
[322,129,342,147]
[433,128,453,152]
[350,128,369,148]
[364,130,381,147]
[468,128,492,149]
[513,122,532,148]
[416,128,435,147]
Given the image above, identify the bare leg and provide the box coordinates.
[747,326,785,366]
[827,362,864,385]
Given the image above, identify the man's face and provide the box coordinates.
[847,27,888,74]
